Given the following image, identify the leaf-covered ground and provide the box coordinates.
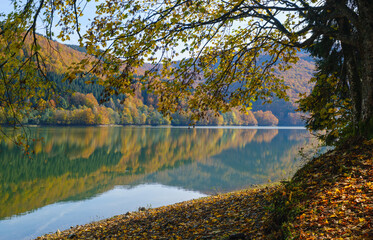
[37,141,373,239]
[37,186,278,239]
[276,140,373,239]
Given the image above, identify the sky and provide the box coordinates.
[1,0,98,45]
[2,1,14,15]
[1,0,296,62]
[5,1,287,64]
[1,0,182,61]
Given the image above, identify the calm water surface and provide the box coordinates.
[0,126,316,239]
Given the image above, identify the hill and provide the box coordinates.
[61,43,315,126]
[6,38,315,126]
[23,35,91,74]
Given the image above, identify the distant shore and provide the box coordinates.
[3,124,306,129]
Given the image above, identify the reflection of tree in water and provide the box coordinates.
[145,130,315,194]
[253,129,278,143]
[0,127,313,219]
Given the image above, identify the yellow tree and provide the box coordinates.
[2,0,373,143]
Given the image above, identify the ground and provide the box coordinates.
[37,140,373,239]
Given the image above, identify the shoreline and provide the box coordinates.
[2,124,306,129]
[37,185,280,239]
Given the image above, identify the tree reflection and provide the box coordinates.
[0,127,315,219]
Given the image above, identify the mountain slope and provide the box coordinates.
[28,38,315,126]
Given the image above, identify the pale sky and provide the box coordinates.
[1,0,98,45]
[1,1,294,61]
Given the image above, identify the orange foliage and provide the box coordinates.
[253,110,279,126]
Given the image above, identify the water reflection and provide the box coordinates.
[144,128,311,193]
[0,126,315,238]
[0,184,206,240]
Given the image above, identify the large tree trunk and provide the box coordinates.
[359,41,373,137]
[343,44,361,135]
[357,0,373,138]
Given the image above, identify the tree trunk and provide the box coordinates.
[357,0,373,138]
[343,44,361,135]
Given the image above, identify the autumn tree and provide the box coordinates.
[2,0,373,144]
[70,92,99,109]
[121,108,133,125]
[254,110,279,126]
[240,110,258,126]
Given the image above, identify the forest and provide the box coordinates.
[0,39,312,127]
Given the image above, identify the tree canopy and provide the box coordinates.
[1,0,373,145]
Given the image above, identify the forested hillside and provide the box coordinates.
[252,51,315,125]
[0,38,314,126]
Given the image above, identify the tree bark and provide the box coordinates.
[343,44,361,134]
[357,0,373,137]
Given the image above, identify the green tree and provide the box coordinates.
[107,108,120,124]
[57,97,68,109]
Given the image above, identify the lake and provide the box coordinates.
[0,126,317,239]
